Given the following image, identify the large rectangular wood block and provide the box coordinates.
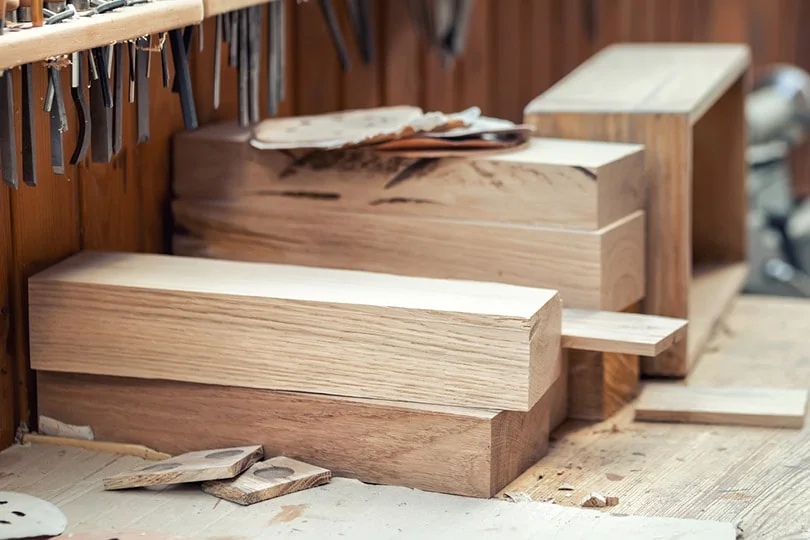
[174,122,646,230]
[525,43,751,376]
[36,371,557,498]
[28,251,562,411]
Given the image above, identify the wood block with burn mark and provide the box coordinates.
[102,445,263,490]
[202,456,331,505]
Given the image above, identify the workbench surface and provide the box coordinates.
[504,294,810,539]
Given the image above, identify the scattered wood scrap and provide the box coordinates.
[23,433,171,461]
[581,492,619,508]
[103,446,263,490]
[202,456,331,506]
[38,415,94,440]
[635,384,809,429]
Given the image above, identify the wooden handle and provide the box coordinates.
[6,0,18,8]
[30,0,42,26]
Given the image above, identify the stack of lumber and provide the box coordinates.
[30,251,686,498]
[169,121,651,420]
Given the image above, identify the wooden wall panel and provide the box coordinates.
[2,0,810,448]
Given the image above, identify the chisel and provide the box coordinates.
[48,66,66,175]
[128,41,136,103]
[266,3,278,116]
[346,0,374,64]
[228,10,237,67]
[317,0,350,72]
[159,32,169,88]
[136,36,149,143]
[168,28,198,130]
[69,51,90,165]
[446,0,473,58]
[213,13,222,110]
[89,47,112,163]
[112,42,123,155]
[237,8,248,127]
[17,2,37,186]
[0,69,18,188]
[248,5,260,124]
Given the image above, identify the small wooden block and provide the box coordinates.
[202,456,331,505]
[581,492,607,508]
[635,384,809,429]
[103,445,263,490]
[561,309,687,356]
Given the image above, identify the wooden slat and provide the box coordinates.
[37,370,557,498]
[635,384,809,429]
[562,309,687,356]
[29,251,562,411]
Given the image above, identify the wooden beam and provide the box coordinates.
[28,251,562,411]
[36,370,557,498]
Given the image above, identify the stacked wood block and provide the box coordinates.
[524,43,752,378]
[169,122,649,419]
[31,251,565,497]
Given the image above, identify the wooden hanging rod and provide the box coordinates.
[204,0,281,18]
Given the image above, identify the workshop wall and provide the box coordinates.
[0,0,806,449]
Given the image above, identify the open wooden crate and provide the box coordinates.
[524,43,751,377]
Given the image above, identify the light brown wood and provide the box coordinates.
[173,122,646,230]
[103,445,263,490]
[172,201,645,311]
[562,309,687,356]
[0,443,738,538]
[0,0,204,70]
[635,384,808,429]
[524,44,750,376]
[567,349,639,421]
[23,433,171,461]
[203,0,279,17]
[202,456,332,505]
[36,370,557,498]
[524,43,750,122]
[29,251,562,411]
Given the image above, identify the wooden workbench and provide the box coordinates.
[503,293,810,538]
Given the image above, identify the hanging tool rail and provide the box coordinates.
[0,0,203,71]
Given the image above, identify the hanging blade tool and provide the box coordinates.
[266,2,277,116]
[170,25,194,93]
[89,47,112,163]
[317,0,350,72]
[228,10,237,67]
[237,7,248,126]
[213,13,222,110]
[47,65,67,174]
[136,36,149,143]
[17,2,37,186]
[112,42,123,155]
[168,28,198,130]
[446,0,473,58]
[248,5,260,124]
[432,0,455,67]
[0,69,18,189]
[345,0,374,65]
[158,32,169,88]
[69,51,90,165]
[128,41,136,103]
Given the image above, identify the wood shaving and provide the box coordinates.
[558,482,575,491]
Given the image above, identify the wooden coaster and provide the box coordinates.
[103,445,263,491]
[202,456,332,506]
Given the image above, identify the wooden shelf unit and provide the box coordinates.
[524,43,751,377]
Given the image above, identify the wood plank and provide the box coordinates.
[203,0,280,17]
[524,43,750,122]
[104,445,263,490]
[172,121,646,229]
[29,251,562,411]
[562,309,687,356]
[0,0,203,70]
[635,384,809,429]
[36,370,556,498]
[173,201,644,311]
[202,456,331,505]
[0,444,737,537]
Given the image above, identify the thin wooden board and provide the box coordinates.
[0,0,204,70]
[203,0,280,17]
[173,122,646,230]
[172,202,645,311]
[23,433,171,461]
[0,444,737,538]
[524,43,751,122]
[634,384,809,429]
[202,456,331,505]
[37,370,555,498]
[29,251,563,411]
[103,445,263,490]
[562,309,687,356]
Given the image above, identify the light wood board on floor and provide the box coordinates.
[503,294,810,539]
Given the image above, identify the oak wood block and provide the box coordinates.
[173,122,645,231]
[103,445,263,490]
[172,201,645,311]
[635,384,809,429]
[28,251,562,412]
[37,371,557,498]
[202,456,331,505]
[524,43,751,376]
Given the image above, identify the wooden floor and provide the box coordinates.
[504,294,810,539]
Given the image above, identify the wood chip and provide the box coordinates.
[581,492,607,507]
[606,495,620,506]
[202,456,331,506]
[558,482,575,491]
[103,445,263,490]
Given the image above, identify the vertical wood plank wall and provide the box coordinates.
[0,0,806,449]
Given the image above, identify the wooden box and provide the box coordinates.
[524,43,751,377]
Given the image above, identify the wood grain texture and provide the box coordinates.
[29,250,562,411]
[635,384,809,429]
[202,456,331,505]
[103,445,263,490]
[173,121,645,229]
[525,45,750,376]
[0,0,204,70]
[36,370,557,498]
[562,309,687,356]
